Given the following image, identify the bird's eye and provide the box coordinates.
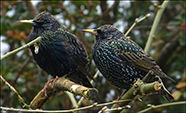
[97,29,102,34]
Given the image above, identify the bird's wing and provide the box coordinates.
[110,38,157,72]
[54,28,92,78]
[109,38,174,82]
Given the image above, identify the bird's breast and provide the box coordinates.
[30,38,77,77]
[92,43,146,89]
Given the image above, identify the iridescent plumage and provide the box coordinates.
[83,25,174,101]
[22,11,93,88]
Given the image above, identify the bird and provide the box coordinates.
[19,11,93,94]
[82,25,174,102]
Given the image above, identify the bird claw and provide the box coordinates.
[43,76,59,96]
[52,76,59,88]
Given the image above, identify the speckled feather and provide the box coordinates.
[91,25,174,89]
[28,11,92,87]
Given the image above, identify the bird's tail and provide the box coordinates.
[68,70,93,88]
[157,76,174,102]
[153,67,175,82]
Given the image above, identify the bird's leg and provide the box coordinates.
[115,89,128,107]
[43,73,70,96]
[43,77,57,96]
[51,74,69,88]
[118,90,128,100]
[52,76,59,88]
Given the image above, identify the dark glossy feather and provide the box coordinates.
[28,11,92,88]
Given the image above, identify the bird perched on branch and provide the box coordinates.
[20,11,93,94]
[82,25,174,102]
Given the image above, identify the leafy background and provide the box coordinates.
[1,0,185,113]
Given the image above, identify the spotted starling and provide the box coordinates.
[82,25,174,102]
[20,11,93,90]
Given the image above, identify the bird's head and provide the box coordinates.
[19,11,60,31]
[82,25,123,41]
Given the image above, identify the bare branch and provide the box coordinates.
[0,100,131,113]
[109,79,162,113]
[0,36,42,60]
[124,13,151,37]
[64,91,78,108]
[144,0,170,53]
[29,77,98,109]
[77,70,100,107]
[138,101,186,113]
[0,75,29,108]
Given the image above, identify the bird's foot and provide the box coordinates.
[43,76,59,96]
[52,76,59,88]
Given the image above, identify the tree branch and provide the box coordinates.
[0,99,131,113]
[124,13,151,37]
[64,91,78,108]
[138,101,186,113]
[77,69,100,107]
[29,77,98,109]
[109,79,162,113]
[144,0,170,54]
[1,74,98,110]
[0,75,29,108]
[0,36,42,60]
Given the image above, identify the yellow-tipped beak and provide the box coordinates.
[19,20,33,24]
[82,29,97,35]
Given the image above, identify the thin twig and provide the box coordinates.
[0,99,131,113]
[144,1,170,53]
[77,96,85,107]
[138,101,186,113]
[64,91,78,108]
[91,70,100,84]
[0,75,29,108]
[124,13,151,37]
[77,70,100,107]
[0,36,42,60]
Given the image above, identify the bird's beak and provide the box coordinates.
[19,20,33,24]
[82,29,97,35]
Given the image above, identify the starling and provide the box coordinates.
[82,25,174,102]
[20,11,93,91]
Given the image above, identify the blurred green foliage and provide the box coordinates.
[1,0,185,113]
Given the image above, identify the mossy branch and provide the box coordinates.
[109,79,162,113]
[0,36,42,60]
